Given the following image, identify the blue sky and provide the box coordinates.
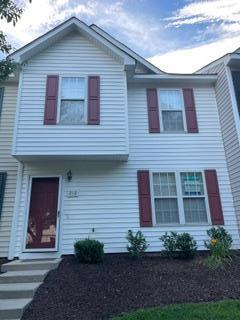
[2,0,240,72]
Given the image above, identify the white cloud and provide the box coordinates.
[148,36,240,73]
[167,0,240,37]
[1,0,165,55]
[148,0,240,73]
[1,0,96,48]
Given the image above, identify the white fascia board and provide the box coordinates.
[9,17,135,67]
[90,24,163,74]
[129,74,217,85]
[225,53,240,68]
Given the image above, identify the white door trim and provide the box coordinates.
[22,175,62,253]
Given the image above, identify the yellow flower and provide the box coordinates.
[211,239,217,246]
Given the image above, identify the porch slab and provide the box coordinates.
[1,258,61,272]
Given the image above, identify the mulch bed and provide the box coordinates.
[22,253,240,320]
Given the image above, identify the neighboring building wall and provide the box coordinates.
[0,84,18,257]
[13,85,239,257]
[200,63,240,232]
[14,32,129,158]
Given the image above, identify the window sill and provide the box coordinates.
[160,131,187,134]
[154,223,211,227]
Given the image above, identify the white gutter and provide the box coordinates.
[129,74,217,85]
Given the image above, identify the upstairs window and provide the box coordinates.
[59,77,85,124]
[159,90,185,132]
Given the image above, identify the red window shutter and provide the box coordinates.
[137,170,153,227]
[205,170,224,225]
[183,88,198,133]
[44,75,59,125]
[146,88,160,133]
[88,76,100,125]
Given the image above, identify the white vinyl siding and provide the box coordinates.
[0,84,18,257]
[13,32,128,159]
[199,62,240,233]
[13,85,240,257]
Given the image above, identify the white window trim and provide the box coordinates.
[150,169,211,226]
[56,74,88,125]
[158,89,187,133]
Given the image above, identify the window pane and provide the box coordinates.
[159,90,182,110]
[183,198,208,223]
[153,172,177,197]
[162,111,184,132]
[181,172,204,196]
[61,77,85,99]
[60,100,84,124]
[155,198,179,224]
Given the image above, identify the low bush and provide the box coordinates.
[126,230,148,259]
[204,227,233,268]
[160,232,197,259]
[74,238,104,264]
[159,231,178,257]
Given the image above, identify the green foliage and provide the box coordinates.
[0,0,23,26]
[159,231,178,256]
[0,31,11,54]
[0,1,31,81]
[126,230,148,259]
[160,232,197,259]
[113,299,240,320]
[0,58,16,81]
[204,227,233,249]
[74,238,104,264]
[204,227,233,269]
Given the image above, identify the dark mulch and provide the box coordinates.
[22,253,240,320]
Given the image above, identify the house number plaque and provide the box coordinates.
[66,189,80,198]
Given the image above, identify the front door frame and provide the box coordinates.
[23,175,62,253]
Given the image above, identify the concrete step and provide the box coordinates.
[1,258,61,272]
[0,282,42,299]
[0,270,49,284]
[0,298,31,319]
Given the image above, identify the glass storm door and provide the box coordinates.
[26,177,59,250]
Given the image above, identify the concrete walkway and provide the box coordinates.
[0,258,61,320]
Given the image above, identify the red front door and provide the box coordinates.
[26,177,59,250]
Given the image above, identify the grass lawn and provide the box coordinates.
[113,299,240,320]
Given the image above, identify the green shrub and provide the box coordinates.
[159,231,178,257]
[204,227,233,268]
[74,238,104,264]
[176,233,198,259]
[160,232,197,259]
[204,226,232,249]
[126,230,148,259]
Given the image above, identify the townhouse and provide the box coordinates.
[0,17,239,259]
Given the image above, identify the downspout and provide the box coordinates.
[8,162,24,260]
